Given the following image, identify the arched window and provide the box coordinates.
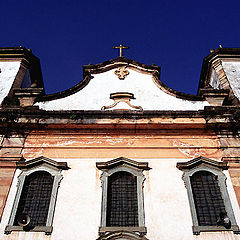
[190,171,226,226]
[106,171,138,227]
[14,171,54,227]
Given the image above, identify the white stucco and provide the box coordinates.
[209,69,221,89]
[222,61,240,100]
[1,158,240,240]
[0,61,21,104]
[36,69,209,111]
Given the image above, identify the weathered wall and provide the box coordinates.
[0,133,25,221]
[0,165,15,223]
[0,158,240,240]
[21,128,222,159]
[217,131,240,208]
[1,127,237,240]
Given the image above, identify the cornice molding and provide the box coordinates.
[96,157,150,171]
[17,156,69,170]
[176,156,228,171]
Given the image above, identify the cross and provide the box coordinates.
[113,44,129,57]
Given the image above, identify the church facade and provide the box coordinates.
[0,47,239,239]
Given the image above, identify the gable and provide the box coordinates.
[35,58,209,111]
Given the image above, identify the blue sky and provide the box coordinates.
[1,0,240,94]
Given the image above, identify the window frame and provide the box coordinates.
[96,157,150,237]
[177,156,240,235]
[5,156,68,235]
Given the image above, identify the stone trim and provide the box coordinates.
[198,88,229,106]
[192,225,240,235]
[13,88,44,107]
[177,157,239,235]
[4,157,69,235]
[16,156,69,170]
[99,227,147,234]
[96,157,150,171]
[176,156,228,171]
[4,226,53,235]
[0,154,24,168]
[97,229,148,240]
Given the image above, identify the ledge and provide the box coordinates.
[4,225,53,235]
[192,225,240,235]
[99,226,147,235]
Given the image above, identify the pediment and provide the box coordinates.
[35,57,209,111]
[96,157,150,171]
[176,156,228,171]
[17,156,69,170]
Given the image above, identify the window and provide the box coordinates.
[96,157,150,239]
[14,171,54,228]
[106,171,138,227]
[177,156,240,235]
[5,156,69,235]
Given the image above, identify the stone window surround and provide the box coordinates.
[5,157,68,235]
[177,158,240,235]
[96,157,149,237]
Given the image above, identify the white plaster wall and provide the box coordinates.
[209,69,221,89]
[36,69,209,111]
[222,61,240,100]
[0,61,21,104]
[1,158,240,240]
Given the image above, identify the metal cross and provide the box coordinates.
[113,44,129,57]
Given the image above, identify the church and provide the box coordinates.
[0,46,240,240]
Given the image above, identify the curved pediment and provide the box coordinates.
[35,57,209,111]
[176,156,228,171]
[96,157,150,171]
[17,156,69,170]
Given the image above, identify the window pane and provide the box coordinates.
[106,171,138,227]
[14,171,54,226]
[190,171,226,226]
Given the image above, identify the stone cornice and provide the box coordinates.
[176,156,228,171]
[0,106,239,131]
